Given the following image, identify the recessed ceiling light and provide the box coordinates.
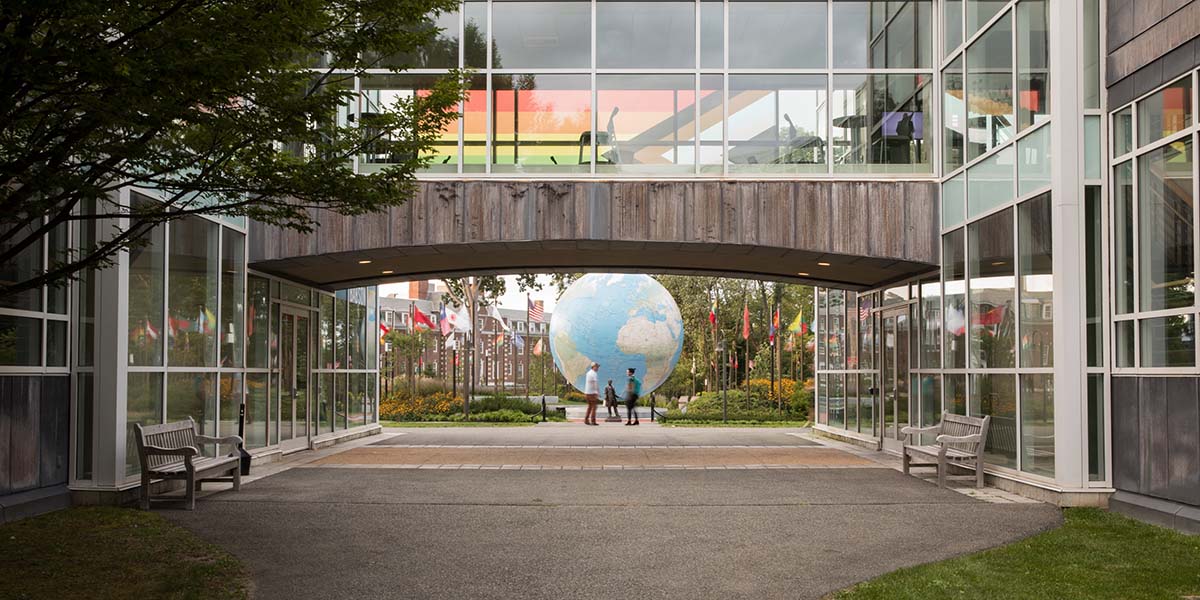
[796,272,810,277]
[381,270,394,275]
[817,262,831,267]
[358,259,372,265]
[992,261,1007,266]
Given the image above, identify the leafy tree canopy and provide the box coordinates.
[0,0,467,297]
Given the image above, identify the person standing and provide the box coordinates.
[624,367,641,426]
[604,379,618,419]
[584,362,600,426]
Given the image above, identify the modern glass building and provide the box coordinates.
[1,0,1197,528]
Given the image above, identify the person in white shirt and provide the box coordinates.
[584,362,600,426]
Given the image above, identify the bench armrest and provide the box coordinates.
[936,433,982,445]
[900,424,940,438]
[142,445,199,457]
[195,434,243,446]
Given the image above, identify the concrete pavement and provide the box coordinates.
[165,427,1062,600]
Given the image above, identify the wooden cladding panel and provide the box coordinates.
[687,182,722,243]
[500,182,531,242]
[795,181,831,254]
[831,182,870,257]
[610,182,649,241]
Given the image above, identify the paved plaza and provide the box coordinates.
[167,426,1061,600]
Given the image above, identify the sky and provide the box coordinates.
[379,274,560,312]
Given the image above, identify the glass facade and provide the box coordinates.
[332,0,936,177]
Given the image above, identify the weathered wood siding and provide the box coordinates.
[1108,0,1200,106]
[1112,376,1200,507]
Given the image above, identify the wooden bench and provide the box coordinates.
[900,412,991,488]
[134,418,243,510]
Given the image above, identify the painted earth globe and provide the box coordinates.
[549,273,684,396]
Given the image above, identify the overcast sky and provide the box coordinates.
[379,274,560,312]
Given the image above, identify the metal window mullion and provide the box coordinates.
[723,0,729,177]
[458,4,465,175]
[591,0,597,175]
[694,0,701,176]
[485,0,493,174]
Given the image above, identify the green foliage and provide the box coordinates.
[835,508,1200,600]
[470,394,542,415]
[659,408,806,424]
[0,0,468,296]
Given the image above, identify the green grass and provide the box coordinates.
[381,420,537,428]
[0,506,248,600]
[833,508,1200,600]
[661,420,811,428]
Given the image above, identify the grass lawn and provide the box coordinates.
[661,420,811,428]
[381,420,537,428]
[0,506,248,600]
[833,508,1200,600]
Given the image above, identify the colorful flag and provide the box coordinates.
[413,307,436,330]
[145,319,159,341]
[859,298,872,323]
[532,338,544,356]
[708,297,717,328]
[202,307,216,335]
[495,332,505,345]
[769,307,778,345]
[489,304,511,332]
[528,298,544,323]
[380,322,390,341]
[788,310,808,336]
[742,303,751,340]
[440,306,453,336]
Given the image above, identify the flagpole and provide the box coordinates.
[525,294,531,403]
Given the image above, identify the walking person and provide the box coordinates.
[584,362,600,426]
[624,367,641,426]
[604,379,618,419]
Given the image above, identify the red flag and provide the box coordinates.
[413,307,435,330]
[708,297,717,328]
[532,339,544,356]
[742,303,750,340]
[380,322,390,341]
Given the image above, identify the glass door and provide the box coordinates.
[880,307,911,453]
[279,310,311,452]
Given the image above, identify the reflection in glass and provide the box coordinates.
[817,374,827,424]
[967,0,1007,37]
[829,374,845,429]
[1114,161,1135,314]
[463,76,487,172]
[699,75,723,173]
[367,9,459,69]
[970,373,1016,468]
[1113,107,1133,156]
[245,373,268,449]
[491,2,590,68]
[920,280,941,368]
[47,320,66,367]
[833,1,931,69]
[1116,319,1135,368]
[359,74,460,173]
[247,276,270,369]
[728,75,826,173]
[966,12,1013,161]
[1138,76,1193,147]
[597,74,697,174]
[127,194,165,367]
[1141,315,1195,367]
[729,2,826,68]
[597,2,694,68]
[1138,139,1194,311]
[967,145,1014,218]
[168,216,219,367]
[0,315,39,366]
[167,372,216,456]
[858,373,875,435]
[1087,374,1105,480]
[219,374,242,444]
[492,74,592,172]
[1018,125,1050,195]
[1020,373,1054,477]
[1085,187,1104,367]
[464,1,487,68]
[943,57,965,172]
[1018,193,1053,368]
[944,0,963,57]
[126,373,163,475]
[221,230,245,368]
[919,374,941,445]
[858,294,874,370]
[943,172,965,228]
[1016,0,1049,131]
[943,229,967,369]
[968,209,1016,369]
[1084,0,1101,109]
[828,290,845,369]
[945,373,967,415]
[847,291,859,369]
[700,1,723,68]
[832,73,931,173]
[0,221,40,311]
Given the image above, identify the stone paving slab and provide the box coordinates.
[371,426,819,447]
[311,446,876,468]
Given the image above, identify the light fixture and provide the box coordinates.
[817,262,831,267]
[381,270,394,275]
[358,259,372,265]
[992,261,1007,266]
[796,272,810,277]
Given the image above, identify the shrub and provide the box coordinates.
[444,409,538,423]
[560,391,586,404]
[380,391,459,421]
[660,407,808,424]
[470,394,542,415]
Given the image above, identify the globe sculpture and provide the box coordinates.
[549,274,684,396]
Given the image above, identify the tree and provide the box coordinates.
[384,328,428,395]
[0,0,468,298]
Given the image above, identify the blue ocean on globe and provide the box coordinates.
[549,274,684,396]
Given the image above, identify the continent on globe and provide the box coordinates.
[548,274,684,396]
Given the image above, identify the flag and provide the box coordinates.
[445,305,470,332]
[748,359,755,370]
[200,307,216,335]
[513,333,525,351]
[145,319,159,341]
[495,332,505,345]
[532,338,544,356]
[445,334,457,350]
[528,298,544,323]
[440,306,453,336]
[788,310,808,336]
[859,297,872,323]
[413,307,435,330]
[708,297,717,328]
[974,304,1006,326]
[489,304,511,332]
[380,322,390,341]
[742,303,751,340]
[769,307,778,345]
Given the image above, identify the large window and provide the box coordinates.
[831,73,931,173]
[965,11,1013,161]
[729,2,826,68]
[491,1,591,68]
[728,75,827,173]
[596,74,698,174]
[168,216,219,367]
[492,74,592,172]
[968,208,1015,369]
[597,2,694,68]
